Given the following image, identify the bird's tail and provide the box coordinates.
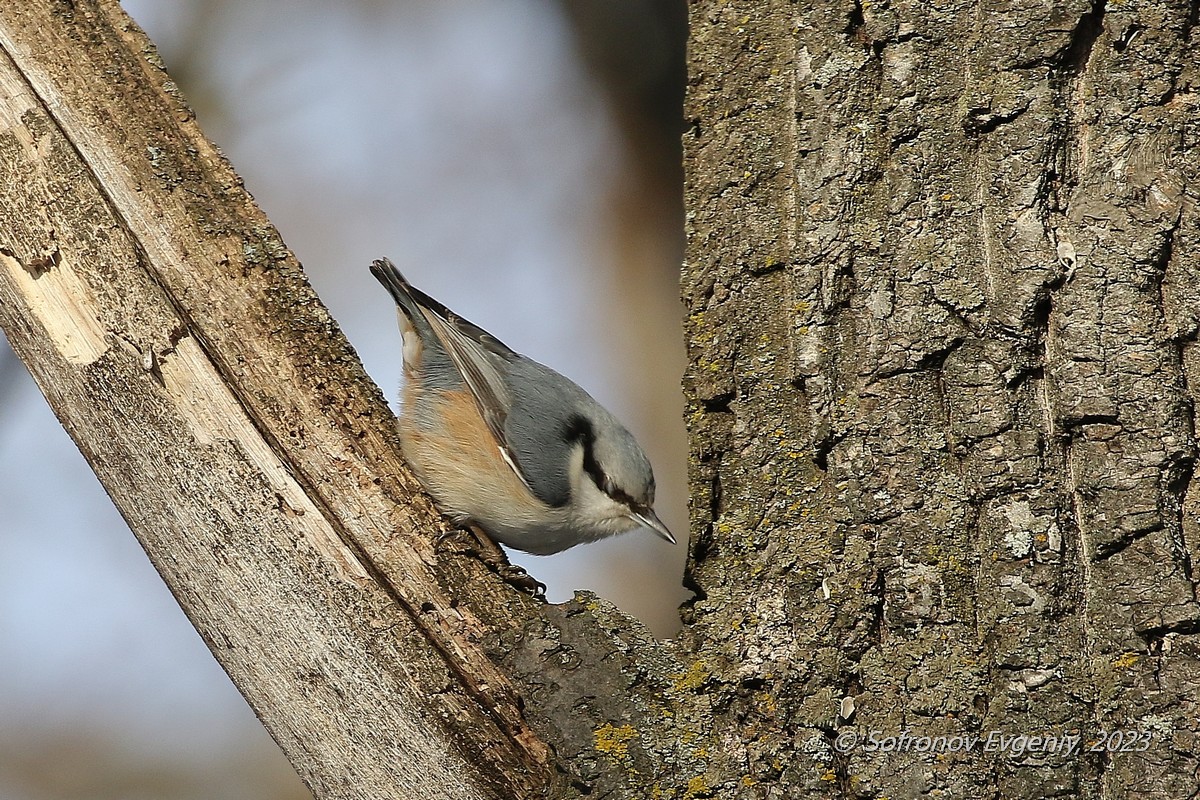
[370,258,423,319]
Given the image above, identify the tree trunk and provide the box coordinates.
[4,0,1198,798]
[683,0,1200,797]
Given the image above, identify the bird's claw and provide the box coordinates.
[437,524,545,599]
[496,564,546,598]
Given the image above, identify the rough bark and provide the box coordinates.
[684,0,1200,797]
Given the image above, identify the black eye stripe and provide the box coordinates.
[565,414,639,510]
[565,414,606,488]
[563,413,593,446]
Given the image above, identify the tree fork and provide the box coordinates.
[6,0,1199,798]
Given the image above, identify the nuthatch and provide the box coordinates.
[370,258,675,555]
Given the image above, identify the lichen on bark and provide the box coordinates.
[681,0,1200,796]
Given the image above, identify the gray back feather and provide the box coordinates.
[503,357,653,508]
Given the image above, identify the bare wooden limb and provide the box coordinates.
[0,3,557,798]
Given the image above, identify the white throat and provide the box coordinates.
[566,441,638,536]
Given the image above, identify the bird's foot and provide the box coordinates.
[438,524,545,598]
[495,563,547,598]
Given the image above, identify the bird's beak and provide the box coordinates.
[630,508,676,545]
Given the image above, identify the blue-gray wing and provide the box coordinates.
[501,357,600,508]
[412,302,539,493]
[371,258,541,492]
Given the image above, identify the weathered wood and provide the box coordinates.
[0,3,555,798]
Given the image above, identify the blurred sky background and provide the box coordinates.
[0,1,687,797]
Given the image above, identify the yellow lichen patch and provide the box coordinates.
[754,691,777,715]
[684,775,713,798]
[594,723,637,763]
[673,660,711,692]
[1111,651,1139,669]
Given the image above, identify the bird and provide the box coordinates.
[370,258,675,561]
